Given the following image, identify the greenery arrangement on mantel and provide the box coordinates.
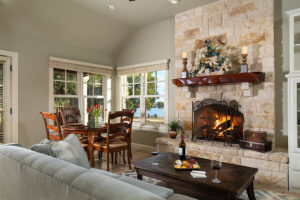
[190,40,233,77]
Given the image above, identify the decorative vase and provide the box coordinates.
[94,116,99,128]
[88,116,99,128]
[169,130,177,139]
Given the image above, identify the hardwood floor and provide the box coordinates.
[93,145,152,174]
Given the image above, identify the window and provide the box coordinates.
[83,73,105,121]
[145,71,165,123]
[51,68,107,124]
[53,69,79,113]
[122,74,141,122]
[121,70,167,126]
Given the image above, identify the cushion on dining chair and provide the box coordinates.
[50,134,90,169]
[93,140,128,149]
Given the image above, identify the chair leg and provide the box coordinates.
[127,149,131,170]
[123,150,126,164]
[98,151,101,160]
[85,148,90,161]
[115,152,118,164]
[106,151,110,171]
[111,152,114,164]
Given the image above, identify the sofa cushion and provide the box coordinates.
[71,172,165,200]
[1,143,22,147]
[117,176,174,199]
[89,168,121,178]
[50,134,90,169]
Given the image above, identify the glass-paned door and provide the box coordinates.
[0,64,3,142]
[297,83,300,148]
[0,56,11,144]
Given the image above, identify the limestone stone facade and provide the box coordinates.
[165,0,287,189]
[156,137,288,190]
[174,0,275,142]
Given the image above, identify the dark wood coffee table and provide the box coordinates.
[134,152,258,200]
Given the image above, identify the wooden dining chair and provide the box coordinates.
[58,109,90,158]
[93,110,134,171]
[120,109,135,160]
[40,112,62,141]
[59,109,81,126]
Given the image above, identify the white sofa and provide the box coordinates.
[0,146,195,200]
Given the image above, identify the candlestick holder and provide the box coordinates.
[181,58,188,78]
[240,54,248,73]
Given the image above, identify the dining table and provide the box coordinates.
[62,124,107,168]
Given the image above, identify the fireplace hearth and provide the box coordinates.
[192,99,244,145]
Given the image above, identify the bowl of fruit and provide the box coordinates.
[174,159,200,170]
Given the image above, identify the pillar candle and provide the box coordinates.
[242,46,248,54]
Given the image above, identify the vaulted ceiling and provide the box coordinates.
[0,0,216,55]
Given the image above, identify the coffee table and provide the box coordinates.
[134,152,258,200]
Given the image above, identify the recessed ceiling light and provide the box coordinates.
[168,0,182,4]
[106,4,116,10]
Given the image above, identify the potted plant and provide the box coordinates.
[168,120,184,139]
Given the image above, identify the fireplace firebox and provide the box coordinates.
[192,99,244,144]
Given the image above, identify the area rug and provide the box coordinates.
[123,170,300,200]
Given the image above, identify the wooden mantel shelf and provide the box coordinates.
[172,72,265,87]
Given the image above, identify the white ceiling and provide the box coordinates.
[0,0,216,55]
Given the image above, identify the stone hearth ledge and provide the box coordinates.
[155,137,288,190]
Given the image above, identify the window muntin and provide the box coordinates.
[53,69,79,114]
[122,73,141,122]
[53,69,77,95]
[83,73,105,121]
[121,70,166,124]
[52,68,106,124]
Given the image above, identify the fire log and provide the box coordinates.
[215,120,231,134]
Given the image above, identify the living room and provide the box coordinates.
[1,0,300,199]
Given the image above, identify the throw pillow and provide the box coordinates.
[50,134,90,169]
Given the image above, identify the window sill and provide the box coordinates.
[132,123,168,134]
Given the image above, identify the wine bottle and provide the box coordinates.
[179,136,186,161]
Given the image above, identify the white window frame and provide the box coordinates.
[120,70,168,133]
[49,68,109,124]
[82,73,107,123]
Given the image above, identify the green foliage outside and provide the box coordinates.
[125,72,164,111]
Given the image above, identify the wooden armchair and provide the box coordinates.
[93,111,134,171]
[40,112,62,141]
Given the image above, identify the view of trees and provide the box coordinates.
[125,72,164,116]
[53,69,104,113]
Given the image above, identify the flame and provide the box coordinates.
[212,115,238,137]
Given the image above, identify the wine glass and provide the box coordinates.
[211,160,222,183]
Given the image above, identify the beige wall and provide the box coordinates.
[114,18,176,146]
[0,31,113,147]
[275,0,300,148]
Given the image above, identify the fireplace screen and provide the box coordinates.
[192,99,244,144]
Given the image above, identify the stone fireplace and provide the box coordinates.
[192,99,244,144]
[155,0,289,191]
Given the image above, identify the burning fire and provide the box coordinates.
[213,115,237,137]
